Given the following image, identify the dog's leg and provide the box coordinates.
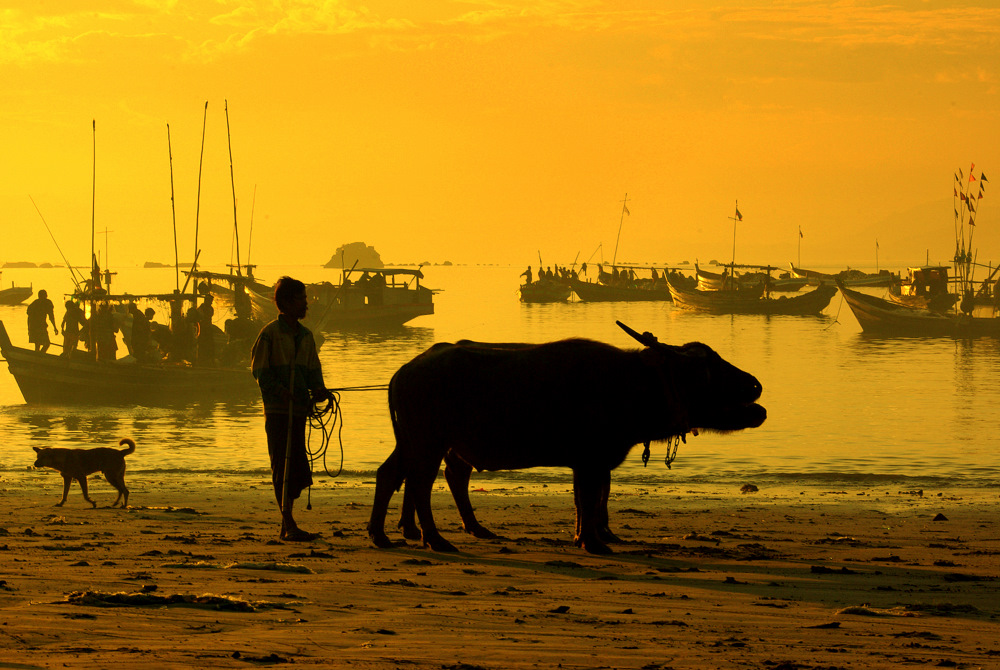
[104,468,128,509]
[58,475,72,507]
[105,468,128,508]
[78,476,97,508]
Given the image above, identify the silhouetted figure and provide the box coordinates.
[60,300,85,358]
[26,289,58,353]
[92,303,118,361]
[197,295,216,366]
[250,276,332,542]
[520,266,533,285]
[128,302,151,362]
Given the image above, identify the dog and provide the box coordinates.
[32,438,136,508]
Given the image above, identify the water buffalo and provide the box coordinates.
[368,322,766,554]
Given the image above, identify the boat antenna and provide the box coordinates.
[168,123,180,292]
[612,193,629,265]
[28,195,84,289]
[225,100,242,276]
[193,101,208,275]
[797,225,802,269]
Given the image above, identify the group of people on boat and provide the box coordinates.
[519,265,579,285]
[24,287,255,368]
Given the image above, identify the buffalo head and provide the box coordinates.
[618,321,766,434]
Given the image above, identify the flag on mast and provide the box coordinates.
[735,206,742,221]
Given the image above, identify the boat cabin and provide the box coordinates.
[899,266,949,297]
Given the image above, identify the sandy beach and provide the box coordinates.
[1,472,998,669]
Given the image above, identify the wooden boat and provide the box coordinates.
[791,264,899,287]
[0,272,32,305]
[246,268,434,330]
[837,281,1000,337]
[519,279,571,303]
[697,263,806,292]
[0,320,257,405]
[569,277,672,302]
[667,275,837,315]
[0,284,32,305]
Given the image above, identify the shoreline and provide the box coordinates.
[2,475,998,668]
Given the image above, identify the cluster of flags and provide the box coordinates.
[956,162,989,226]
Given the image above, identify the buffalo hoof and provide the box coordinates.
[423,535,459,552]
[465,524,499,540]
[370,531,398,549]
[398,523,422,541]
[575,534,613,555]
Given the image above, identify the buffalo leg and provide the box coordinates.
[572,468,611,554]
[409,461,458,552]
[369,450,406,548]
[444,452,496,539]
[397,484,422,541]
[596,470,621,544]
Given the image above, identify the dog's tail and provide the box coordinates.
[118,438,136,455]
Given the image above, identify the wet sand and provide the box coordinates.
[1,473,998,669]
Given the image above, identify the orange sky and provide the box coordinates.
[1,1,998,270]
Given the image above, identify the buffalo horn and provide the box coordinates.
[616,320,660,347]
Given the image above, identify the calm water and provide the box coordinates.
[2,263,999,487]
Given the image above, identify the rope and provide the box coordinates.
[301,384,389,509]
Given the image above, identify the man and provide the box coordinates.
[250,277,331,542]
[26,289,58,353]
[128,302,151,362]
[197,294,216,366]
[60,300,85,358]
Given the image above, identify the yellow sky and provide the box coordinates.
[1,1,998,270]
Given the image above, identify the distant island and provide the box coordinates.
[144,261,193,268]
[324,242,384,269]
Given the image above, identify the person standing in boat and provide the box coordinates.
[127,302,151,362]
[520,266,533,285]
[250,276,331,542]
[197,294,216,366]
[92,303,119,361]
[60,300,86,358]
[26,289,58,353]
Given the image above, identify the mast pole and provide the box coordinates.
[246,184,257,274]
[193,101,208,274]
[225,100,241,276]
[168,124,180,292]
[612,193,628,266]
[91,120,97,290]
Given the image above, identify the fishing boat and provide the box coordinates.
[519,278,571,303]
[667,275,837,315]
[0,320,257,405]
[244,268,434,330]
[568,264,688,302]
[886,265,958,311]
[790,265,899,287]
[837,280,1000,337]
[698,263,807,292]
[0,281,32,305]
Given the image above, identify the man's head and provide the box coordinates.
[274,276,308,320]
[38,289,47,299]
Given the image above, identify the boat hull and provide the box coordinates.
[838,282,1000,337]
[519,280,571,303]
[0,321,257,405]
[668,279,836,315]
[0,287,32,305]
[569,278,672,302]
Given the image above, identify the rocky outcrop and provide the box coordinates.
[324,242,384,269]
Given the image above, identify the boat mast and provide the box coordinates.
[90,120,97,292]
[246,184,257,277]
[193,101,208,275]
[728,201,741,290]
[612,193,629,266]
[168,124,180,292]
[225,100,242,276]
